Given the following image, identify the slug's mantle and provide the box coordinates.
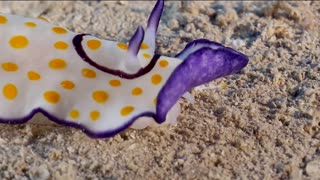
[0,0,248,138]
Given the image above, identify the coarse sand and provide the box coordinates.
[0,1,319,179]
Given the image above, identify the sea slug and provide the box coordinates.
[0,0,248,138]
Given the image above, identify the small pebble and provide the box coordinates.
[305,160,320,177]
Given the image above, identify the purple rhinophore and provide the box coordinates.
[128,25,145,57]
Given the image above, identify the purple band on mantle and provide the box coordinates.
[72,34,160,79]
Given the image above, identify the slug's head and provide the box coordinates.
[174,39,249,87]
[155,39,249,123]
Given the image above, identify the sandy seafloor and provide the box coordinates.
[0,1,319,179]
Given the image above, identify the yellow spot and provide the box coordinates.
[25,22,37,28]
[54,41,68,50]
[69,109,79,119]
[3,84,17,100]
[151,74,162,85]
[220,82,228,88]
[43,91,60,104]
[120,106,135,116]
[153,98,157,105]
[60,80,75,90]
[131,87,143,96]
[81,68,96,78]
[0,15,7,24]
[49,58,67,69]
[109,79,121,87]
[90,110,100,121]
[117,43,128,50]
[9,35,29,49]
[27,71,41,80]
[143,53,151,59]
[87,39,101,50]
[159,59,168,67]
[140,42,149,49]
[52,27,67,34]
[2,62,18,72]
[92,90,109,103]
[37,16,49,22]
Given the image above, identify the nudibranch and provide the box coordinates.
[0,0,248,138]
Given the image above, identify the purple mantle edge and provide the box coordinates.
[0,108,156,138]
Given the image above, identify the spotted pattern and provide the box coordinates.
[92,90,109,103]
[2,62,18,72]
[90,110,100,121]
[117,43,128,50]
[43,91,60,104]
[140,42,149,49]
[54,41,68,50]
[0,15,7,24]
[60,80,75,90]
[143,53,151,59]
[52,27,67,34]
[25,22,36,28]
[109,79,121,87]
[49,58,67,69]
[159,59,168,67]
[69,109,79,119]
[132,87,143,96]
[9,35,29,49]
[81,68,96,78]
[151,74,162,85]
[27,71,41,80]
[87,39,101,50]
[3,84,17,100]
[120,106,135,116]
